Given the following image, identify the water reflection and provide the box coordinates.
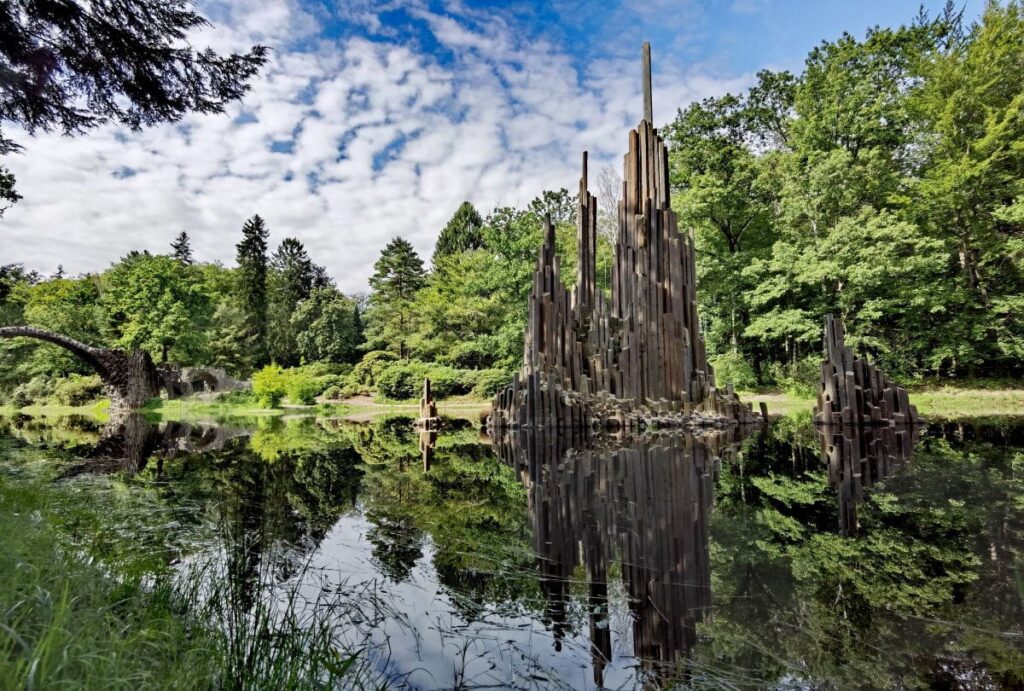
[2,411,1022,688]
[818,425,920,535]
[493,428,748,686]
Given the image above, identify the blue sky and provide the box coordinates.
[3,0,987,292]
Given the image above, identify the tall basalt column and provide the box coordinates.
[487,44,758,432]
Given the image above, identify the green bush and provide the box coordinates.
[375,361,424,401]
[298,362,353,378]
[214,390,254,405]
[252,364,288,408]
[471,368,511,398]
[767,356,820,398]
[350,351,399,387]
[710,352,758,391]
[423,364,473,398]
[312,374,346,394]
[12,376,54,407]
[51,374,104,406]
[321,385,343,401]
[286,374,320,405]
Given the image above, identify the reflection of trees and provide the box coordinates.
[493,429,746,687]
[355,415,535,614]
[701,416,1024,688]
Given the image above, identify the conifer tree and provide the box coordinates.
[235,215,269,365]
[432,201,484,266]
[171,231,193,265]
[268,237,316,365]
[365,237,426,358]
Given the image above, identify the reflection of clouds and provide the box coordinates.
[4,0,748,291]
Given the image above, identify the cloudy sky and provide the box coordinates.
[2,0,985,293]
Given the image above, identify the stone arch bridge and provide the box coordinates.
[0,326,248,412]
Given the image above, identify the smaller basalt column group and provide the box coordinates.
[813,315,920,426]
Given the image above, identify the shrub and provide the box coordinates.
[423,364,472,398]
[214,390,254,405]
[375,361,424,401]
[767,356,820,398]
[312,374,346,394]
[252,364,288,408]
[299,361,353,378]
[286,373,320,405]
[471,369,511,398]
[350,351,399,387]
[710,352,758,391]
[321,385,343,401]
[52,374,104,406]
[12,376,54,407]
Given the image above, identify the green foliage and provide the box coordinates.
[285,372,320,405]
[349,350,399,388]
[470,368,512,398]
[374,360,475,401]
[432,201,484,266]
[710,351,757,390]
[374,361,422,400]
[11,376,52,407]
[252,364,288,408]
[102,252,212,363]
[364,237,427,359]
[235,215,270,366]
[51,373,103,406]
[322,385,343,401]
[766,355,821,397]
[291,287,362,365]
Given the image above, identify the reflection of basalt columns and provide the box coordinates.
[818,424,920,535]
[813,315,920,426]
[493,430,745,685]
[488,46,758,432]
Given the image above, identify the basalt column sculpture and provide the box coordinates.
[812,315,920,426]
[488,44,758,432]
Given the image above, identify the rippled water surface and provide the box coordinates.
[1,411,1022,688]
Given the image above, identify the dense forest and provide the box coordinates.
[1,2,1022,404]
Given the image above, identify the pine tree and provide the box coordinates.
[268,237,315,365]
[432,201,484,266]
[171,231,193,265]
[366,237,426,358]
[235,215,269,365]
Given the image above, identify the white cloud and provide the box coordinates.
[1,0,751,292]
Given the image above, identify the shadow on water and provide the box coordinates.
[1,410,1022,688]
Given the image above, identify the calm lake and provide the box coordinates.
[1,412,1022,689]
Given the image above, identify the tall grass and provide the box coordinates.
[0,459,368,689]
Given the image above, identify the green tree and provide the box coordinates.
[909,0,1024,372]
[364,238,426,359]
[102,252,211,363]
[292,287,362,365]
[0,0,266,212]
[235,215,270,366]
[432,202,484,267]
[268,238,317,366]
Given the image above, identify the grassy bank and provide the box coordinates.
[744,383,1024,418]
[0,462,216,688]
[0,440,365,689]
